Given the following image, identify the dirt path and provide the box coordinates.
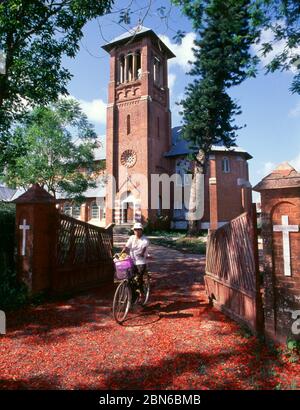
[0,236,299,390]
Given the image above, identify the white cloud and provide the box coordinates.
[62,94,107,125]
[252,28,285,67]
[159,32,196,71]
[257,161,276,177]
[257,154,300,178]
[288,101,300,118]
[290,153,300,171]
[252,26,300,73]
[171,92,184,125]
[168,72,176,92]
[77,98,107,124]
[263,161,276,174]
[94,135,106,159]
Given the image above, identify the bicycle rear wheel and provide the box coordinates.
[113,280,132,323]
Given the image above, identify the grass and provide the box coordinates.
[114,230,207,255]
[148,231,207,254]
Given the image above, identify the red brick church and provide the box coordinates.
[101,25,252,230]
[31,25,251,230]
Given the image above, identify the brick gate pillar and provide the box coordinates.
[254,163,300,343]
[14,184,57,296]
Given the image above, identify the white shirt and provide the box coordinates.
[126,235,149,265]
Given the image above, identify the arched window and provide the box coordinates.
[136,50,141,79]
[127,53,133,81]
[153,56,160,84]
[91,201,99,219]
[63,203,72,216]
[159,59,164,86]
[222,157,230,173]
[72,204,81,219]
[127,114,131,135]
[122,50,142,83]
[119,55,125,83]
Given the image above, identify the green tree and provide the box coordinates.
[174,0,259,233]
[253,0,300,94]
[0,0,113,136]
[1,98,103,200]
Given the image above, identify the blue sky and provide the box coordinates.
[62,0,300,201]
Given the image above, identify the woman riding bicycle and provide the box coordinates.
[112,222,151,323]
[121,222,149,294]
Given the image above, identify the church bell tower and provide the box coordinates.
[102,26,175,225]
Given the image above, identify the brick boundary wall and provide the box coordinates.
[14,184,114,296]
[254,163,300,343]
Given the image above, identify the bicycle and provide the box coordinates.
[112,254,151,324]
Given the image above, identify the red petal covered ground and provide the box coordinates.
[0,240,299,390]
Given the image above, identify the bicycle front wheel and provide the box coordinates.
[140,274,151,306]
[113,280,132,323]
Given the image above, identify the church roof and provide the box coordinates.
[75,176,106,199]
[9,175,106,202]
[0,186,17,202]
[94,146,106,161]
[56,175,106,200]
[13,184,56,204]
[104,25,152,46]
[253,162,300,191]
[102,25,175,58]
[165,126,253,159]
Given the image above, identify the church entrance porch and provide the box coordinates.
[121,193,136,224]
[121,201,134,224]
[114,193,141,225]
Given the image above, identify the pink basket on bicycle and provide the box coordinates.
[114,256,134,280]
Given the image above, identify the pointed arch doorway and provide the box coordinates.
[120,192,140,224]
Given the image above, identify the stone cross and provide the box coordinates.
[273,215,299,276]
[19,219,30,256]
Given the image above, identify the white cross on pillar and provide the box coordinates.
[273,215,299,276]
[19,219,30,256]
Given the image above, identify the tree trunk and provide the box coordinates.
[186,150,206,236]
